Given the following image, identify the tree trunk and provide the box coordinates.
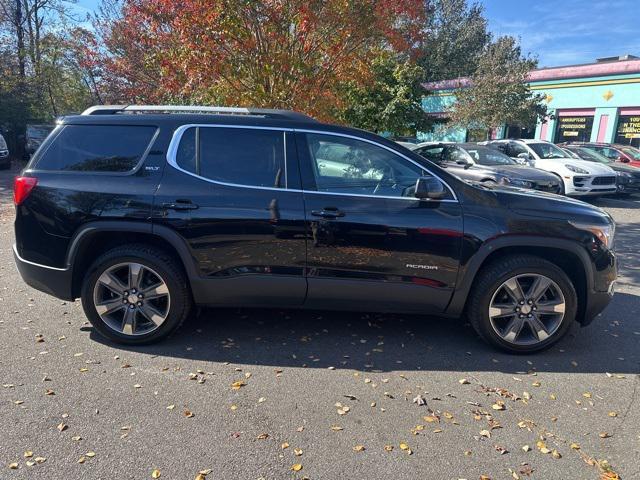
[15,0,26,78]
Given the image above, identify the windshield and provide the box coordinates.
[620,146,640,160]
[528,142,568,159]
[0,134,6,150]
[569,147,612,164]
[461,145,516,166]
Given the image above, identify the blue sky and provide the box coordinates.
[73,0,640,68]
[483,0,640,67]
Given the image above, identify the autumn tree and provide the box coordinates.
[336,52,430,136]
[448,36,547,132]
[89,0,425,120]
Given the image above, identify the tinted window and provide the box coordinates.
[415,146,444,163]
[176,127,197,173]
[37,125,156,172]
[443,146,470,164]
[306,133,429,198]
[462,146,515,166]
[507,142,530,157]
[195,127,285,188]
[527,142,567,159]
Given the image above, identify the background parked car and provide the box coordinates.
[560,144,640,195]
[484,139,617,197]
[0,133,10,169]
[410,142,562,193]
[565,142,640,168]
[25,124,55,158]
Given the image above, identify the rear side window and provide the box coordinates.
[175,127,286,188]
[36,125,156,172]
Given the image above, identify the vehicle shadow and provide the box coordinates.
[613,221,640,286]
[90,290,640,375]
[590,194,640,210]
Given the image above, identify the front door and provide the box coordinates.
[296,131,463,313]
[154,125,307,306]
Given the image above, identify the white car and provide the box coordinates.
[484,139,617,196]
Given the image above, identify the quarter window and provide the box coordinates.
[36,125,156,172]
[175,127,286,188]
[305,133,429,198]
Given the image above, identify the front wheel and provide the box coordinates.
[466,255,577,353]
[81,244,192,344]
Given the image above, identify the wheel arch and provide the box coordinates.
[67,221,197,299]
[446,236,592,323]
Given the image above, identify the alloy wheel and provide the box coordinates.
[92,262,170,336]
[488,274,566,346]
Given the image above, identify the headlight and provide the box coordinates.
[501,177,533,189]
[570,221,615,248]
[565,164,589,174]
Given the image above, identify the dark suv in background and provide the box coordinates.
[13,105,617,353]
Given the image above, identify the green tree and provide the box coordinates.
[449,36,547,132]
[336,54,430,136]
[420,0,490,81]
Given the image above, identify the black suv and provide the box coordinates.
[13,105,617,353]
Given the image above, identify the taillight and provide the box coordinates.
[14,176,38,205]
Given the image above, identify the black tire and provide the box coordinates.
[466,255,577,353]
[81,244,192,344]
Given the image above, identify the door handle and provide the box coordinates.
[311,208,345,219]
[162,200,199,210]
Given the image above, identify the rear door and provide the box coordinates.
[153,125,307,306]
[296,131,463,313]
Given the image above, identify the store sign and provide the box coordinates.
[615,116,640,144]
[555,116,594,143]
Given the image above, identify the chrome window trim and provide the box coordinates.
[166,124,458,202]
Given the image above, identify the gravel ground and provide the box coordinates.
[0,164,638,480]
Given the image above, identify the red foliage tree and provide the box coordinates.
[90,0,425,119]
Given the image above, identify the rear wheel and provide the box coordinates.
[467,255,577,353]
[81,244,192,344]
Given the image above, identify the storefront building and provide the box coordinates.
[421,55,640,146]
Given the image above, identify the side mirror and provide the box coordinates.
[415,177,446,200]
[618,155,629,163]
[456,158,474,169]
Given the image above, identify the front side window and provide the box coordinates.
[507,142,531,158]
[175,127,286,188]
[36,125,156,172]
[305,133,429,198]
[443,146,471,164]
[463,146,516,166]
[527,142,567,159]
[415,146,444,163]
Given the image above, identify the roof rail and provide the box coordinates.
[80,105,316,122]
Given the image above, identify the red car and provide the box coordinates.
[564,142,640,168]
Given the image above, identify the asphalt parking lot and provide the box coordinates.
[0,164,638,480]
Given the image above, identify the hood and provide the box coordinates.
[489,164,559,181]
[607,162,640,176]
[492,186,611,224]
[534,157,615,175]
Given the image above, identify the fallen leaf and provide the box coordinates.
[85,452,96,458]
[24,451,33,458]
[151,469,161,478]
[384,445,393,452]
[495,445,508,455]
[294,448,303,456]
[413,394,427,406]
[479,429,491,438]
[330,426,343,431]
[231,380,246,390]
[291,464,302,471]
[608,412,618,417]
[9,463,19,469]
[256,433,269,440]
[551,449,562,459]
[166,405,175,410]
[599,432,612,438]
[45,389,55,395]
[522,445,531,452]
[184,410,194,418]
[281,442,290,449]
[458,378,470,385]
[570,443,581,450]
[492,402,505,411]
[353,445,365,452]
[57,422,67,432]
